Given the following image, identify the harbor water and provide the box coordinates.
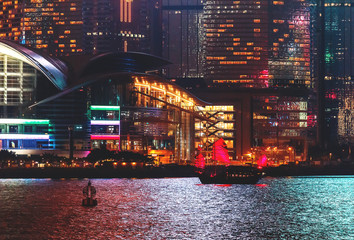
[0,177,353,239]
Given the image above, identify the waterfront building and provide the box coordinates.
[195,105,235,161]
[322,1,354,146]
[198,0,314,161]
[0,40,208,163]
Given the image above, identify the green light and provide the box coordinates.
[90,105,120,111]
[0,119,50,125]
[325,52,332,63]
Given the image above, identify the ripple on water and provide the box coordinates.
[0,177,353,239]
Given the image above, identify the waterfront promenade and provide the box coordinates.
[0,164,353,179]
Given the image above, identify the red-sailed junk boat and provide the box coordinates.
[196,139,263,184]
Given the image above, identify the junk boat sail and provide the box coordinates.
[196,139,263,184]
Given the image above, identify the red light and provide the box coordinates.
[255,184,268,188]
[215,184,232,187]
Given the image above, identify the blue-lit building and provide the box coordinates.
[0,40,208,162]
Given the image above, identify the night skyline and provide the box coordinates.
[0,0,352,163]
[0,2,353,239]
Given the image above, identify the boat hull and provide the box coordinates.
[198,165,262,184]
[82,198,97,207]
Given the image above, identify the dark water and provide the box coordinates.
[0,177,353,240]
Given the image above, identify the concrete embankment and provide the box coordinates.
[264,164,354,177]
[0,165,197,179]
[1,164,353,179]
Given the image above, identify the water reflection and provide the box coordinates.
[0,177,353,239]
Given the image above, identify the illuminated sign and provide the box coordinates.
[90,106,120,111]
[0,119,50,125]
[90,120,120,125]
[90,135,120,140]
[0,134,50,139]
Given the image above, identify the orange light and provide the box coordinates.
[131,162,136,166]
[122,162,126,166]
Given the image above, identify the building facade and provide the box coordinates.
[0,40,208,163]
[199,0,314,161]
[162,0,204,79]
[203,0,312,89]
[0,0,161,56]
[322,1,354,146]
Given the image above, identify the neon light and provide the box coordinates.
[90,135,120,140]
[90,106,120,111]
[0,134,50,140]
[0,119,50,124]
[257,154,268,167]
[91,120,120,125]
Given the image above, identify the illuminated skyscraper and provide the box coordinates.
[198,0,314,159]
[0,0,84,56]
[0,0,161,56]
[82,0,161,55]
[162,0,204,79]
[203,0,312,89]
[322,1,354,146]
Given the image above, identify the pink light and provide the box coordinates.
[0,134,50,140]
[90,135,120,140]
[257,154,268,167]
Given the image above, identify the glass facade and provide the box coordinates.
[0,53,37,111]
[83,0,160,54]
[162,0,204,78]
[0,0,84,56]
[0,119,51,150]
[252,96,308,144]
[0,0,159,56]
[195,105,235,161]
[86,74,206,163]
[203,0,312,89]
[323,1,354,145]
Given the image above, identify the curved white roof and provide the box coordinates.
[0,40,67,90]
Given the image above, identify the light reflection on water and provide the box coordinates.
[0,177,353,239]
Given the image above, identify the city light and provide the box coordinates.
[0,119,50,125]
[0,134,50,139]
[90,135,120,140]
[90,120,120,125]
[90,105,120,111]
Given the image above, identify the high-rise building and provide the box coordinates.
[0,0,161,56]
[0,0,84,56]
[162,0,204,79]
[83,0,160,54]
[203,0,312,89]
[199,0,314,160]
[322,1,354,146]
